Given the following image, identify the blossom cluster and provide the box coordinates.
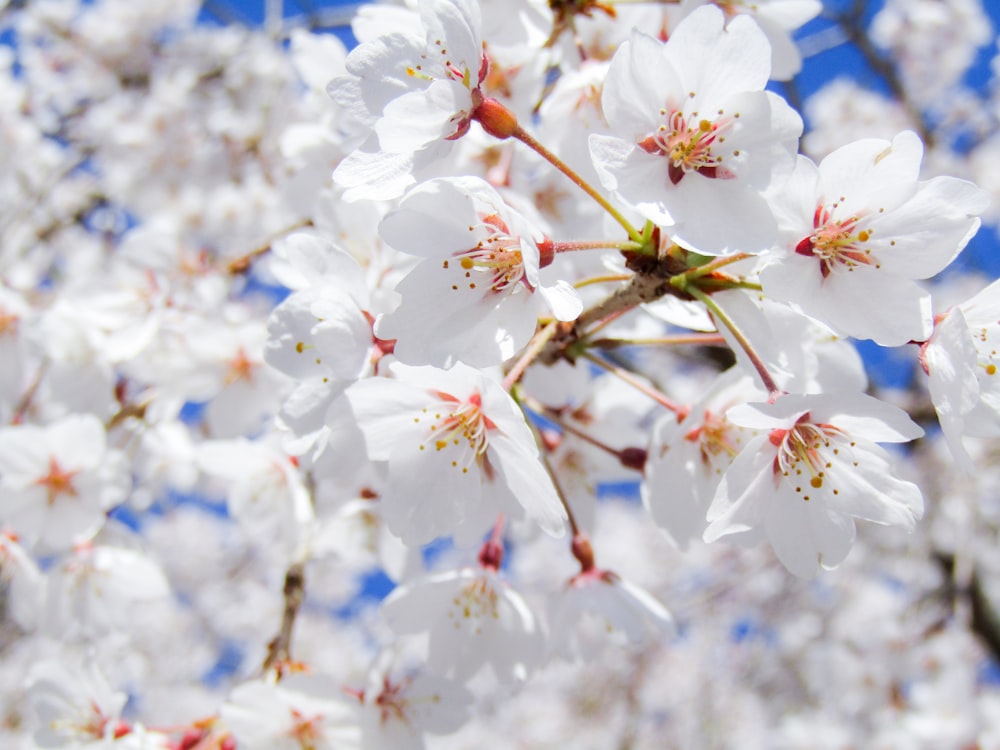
[3,0,1000,747]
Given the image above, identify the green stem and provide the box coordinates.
[683,252,753,281]
[550,239,643,253]
[687,286,783,399]
[574,273,632,289]
[512,124,644,245]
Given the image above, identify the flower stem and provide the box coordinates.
[511,124,644,245]
[538,435,580,538]
[549,239,643,253]
[522,394,647,472]
[574,273,633,289]
[502,320,559,391]
[589,333,727,349]
[580,351,686,415]
[683,252,753,281]
[686,286,783,399]
[262,562,305,672]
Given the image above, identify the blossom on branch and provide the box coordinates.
[345,363,566,546]
[760,131,988,346]
[588,5,802,254]
[330,0,487,200]
[704,393,924,578]
[376,176,581,368]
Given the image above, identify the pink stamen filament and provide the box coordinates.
[771,416,845,489]
[638,111,734,184]
[795,206,876,278]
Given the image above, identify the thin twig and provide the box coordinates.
[262,562,306,672]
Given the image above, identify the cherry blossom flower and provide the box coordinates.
[922,277,1000,467]
[27,658,130,748]
[376,176,581,368]
[344,363,567,546]
[221,674,361,750]
[643,369,765,550]
[589,6,802,254]
[198,438,316,564]
[381,566,545,685]
[675,0,823,80]
[330,0,488,200]
[0,528,43,630]
[42,543,171,640]
[704,393,925,578]
[549,551,673,660]
[0,415,129,551]
[358,662,473,750]
[760,131,988,346]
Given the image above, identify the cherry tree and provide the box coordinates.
[3,0,1000,747]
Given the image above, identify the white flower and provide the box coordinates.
[42,543,171,640]
[0,528,43,630]
[344,363,567,546]
[381,566,545,685]
[549,558,673,660]
[589,6,802,254]
[676,0,823,80]
[330,0,488,200]
[643,369,765,549]
[359,661,472,750]
[0,414,129,551]
[221,674,361,750]
[27,657,129,748]
[760,131,988,346]
[923,277,1000,467]
[704,392,925,578]
[376,176,581,368]
[198,438,316,564]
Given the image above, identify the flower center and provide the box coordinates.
[684,410,745,474]
[448,575,501,634]
[288,709,324,750]
[638,109,736,185]
[795,204,880,278]
[35,457,80,507]
[770,414,849,501]
[447,213,529,295]
[416,391,495,473]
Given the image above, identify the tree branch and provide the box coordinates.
[262,562,306,672]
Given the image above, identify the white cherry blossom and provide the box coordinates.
[376,176,581,368]
[760,131,988,346]
[923,277,1000,467]
[704,392,925,578]
[589,6,802,254]
[550,556,673,660]
[221,674,361,750]
[358,661,473,750]
[381,566,545,684]
[0,415,129,551]
[42,543,171,640]
[27,658,129,748]
[330,0,488,200]
[344,363,567,546]
[675,0,823,80]
[643,369,765,550]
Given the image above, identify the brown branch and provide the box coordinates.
[226,217,313,275]
[537,250,692,367]
[934,552,1000,664]
[262,562,306,672]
